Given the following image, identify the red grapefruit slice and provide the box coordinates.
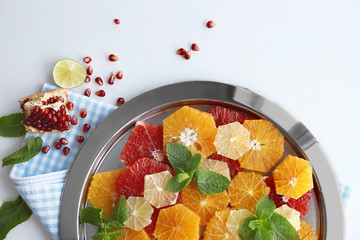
[208,106,257,127]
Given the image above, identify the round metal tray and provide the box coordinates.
[60,81,345,240]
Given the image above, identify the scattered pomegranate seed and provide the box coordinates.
[108,72,115,85]
[115,71,123,79]
[95,90,106,97]
[80,109,87,118]
[86,66,93,75]
[83,56,92,64]
[59,137,68,145]
[71,116,78,125]
[54,142,61,150]
[84,76,91,83]
[42,146,50,154]
[66,102,74,111]
[95,77,103,86]
[83,123,91,133]
[177,48,186,55]
[77,136,85,143]
[84,88,91,97]
[184,51,191,60]
[63,147,70,156]
[117,97,125,106]
[206,20,216,28]
[114,19,120,24]
[109,54,119,61]
[191,43,200,51]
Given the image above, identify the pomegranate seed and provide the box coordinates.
[86,66,93,75]
[54,142,61,150]
[115,71,123,79]
[95,90,106,97]
[108,72,115,85]
[117,97,125,106]
[114,19,120,24]
[84,76,91,83]
[42,146,50,154]
[84,88,91,97]
[71,116,78,125]
[177,48,186,55]
[80,109,87,118]
[206,20,216,28]
[77,135,85,143]
[63,147,70,156]
[83,123,91,133]
[95,77,103,86]
[66,102,74,111]
[184,51,191,60]
[109,54,119,61]
[83,56,92,64]
[59,137,68,145]
[191,43,200,51]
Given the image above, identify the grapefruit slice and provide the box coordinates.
[124,196,154,231]
[274,205,301,231]
[208,152,244,179]
[297,220,318,240]
[199,158,231,180]
[208,106,257,127]
[226,209,255,239]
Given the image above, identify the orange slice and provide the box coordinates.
[228,171,270,212]
[118,229,151,240]
[154,204,200,240]
[199,158,231,180]
[297,220,318,240]
[87,169,124,219]
[182,180,229,226]
[163,106,217,157]
[124,196,154,231]
[213,122,251,160]
[203,208,235,240]
[226,209,255,239]
[273,155,313,199]
[238,119,284,173]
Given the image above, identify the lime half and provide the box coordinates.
[53,59,86,88]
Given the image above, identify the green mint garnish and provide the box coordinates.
[165,142,230,195]
[0,196,32,240]
[2,136,43,167]
[239,197,300,240]
[0,113,26,137]
[108,195,128,224]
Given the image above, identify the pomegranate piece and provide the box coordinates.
[108,72,115,85]
[184,51,191,60]
[71,116,78,125]
[84,76,91,83]
[83,123,91,133]
[114,19,120,24]
[109,54,119,61]
[117,97,125,106]
[115,71,123,80]
[206,20,216,28]
[86,66,93,75]
[59,137,68,145]
[19,88,71,133]
[80,109,87,118]
[54,142,61,150]
[95,77,103,86]
[95,90,106,97]
[63,147,70,156]
[177,48,186,55]
[191,43,200,51]
[42,146,50,154]
[77,135,85,143]
[66,102,74,111]
[84,88,91,97]
[83,56,92,64]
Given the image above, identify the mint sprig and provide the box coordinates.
[165,142,230,195]
[239,197,300,240]
[0,113,26,137]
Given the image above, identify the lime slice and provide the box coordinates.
[53,59,86,88]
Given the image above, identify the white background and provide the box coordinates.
[0,0,359,239]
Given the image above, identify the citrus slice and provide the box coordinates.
[182,180,229,226]
[273,155,313,199]
[87,169,124,219]
[297,220,318,240]
[274,205,301,231]
[118,229,151,240]
[208,152,244,179]
[238,119,284,173]
[199,158,231,180]
[154,204,200,240]
[214,122,251,160]
[203,208,235,240]
[208,106,257,127]
[163,106,217,157]
[144,171,178,208]
[53,59,86,88]
[228,171,270,212]
[226,209,254,239]
[124,196,154,231]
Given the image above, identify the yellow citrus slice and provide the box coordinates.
[53,59,86,88]
[228,171,270,212]
[199,158,231,180]
[213,122,251,160]
[144,171,178,208]
[87,169,124,219]
[274,205,301,231]
[204,208,235,240]
[297,220,318,240]
[238,119,284,173]
[124,196,154,231]
[163,106,217,157]
[182,180,229,226]
[118,229,151,240]
[154,204,200,240]
[273,155,313,199]
[226,209,255,239]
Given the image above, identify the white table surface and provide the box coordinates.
[0,0,359,239]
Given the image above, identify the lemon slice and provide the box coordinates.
[274,205,301,231]
[53,59,86,88]
[199,158,231,180]
[226,209,255,239]
[123,196,154,231]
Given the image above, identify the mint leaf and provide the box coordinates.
[188,153,201,176]
[249,219,273,232]
[108,195,128,224]
[253,227,272,240]
[173,167,185,175]
[2,136,43,167]
[106,221,123,230]
[268,213,300,240]
[79,207,104,231]
[194,169,230,195]
[0,196,32,239]
[166,142,193,172]
[166,174,192,193]
[255,197,275,220]
[0,113,26,137]
[239,216,257,240]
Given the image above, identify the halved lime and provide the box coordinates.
[53,59,86,88]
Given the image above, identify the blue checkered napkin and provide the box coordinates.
[10,83,117,239]
[339,183,351,207]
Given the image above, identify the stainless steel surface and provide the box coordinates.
[60,81,345,240]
